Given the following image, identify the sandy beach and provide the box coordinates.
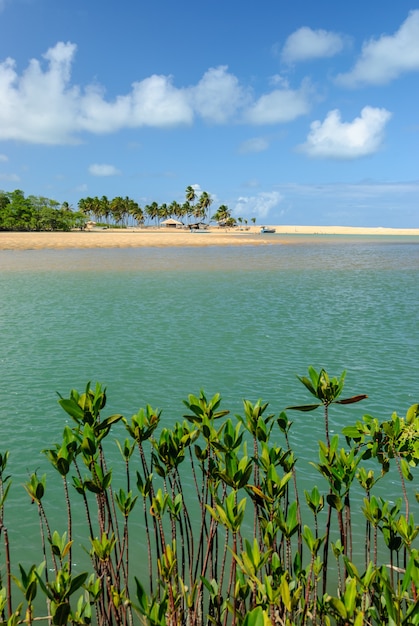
[0,225,418,250]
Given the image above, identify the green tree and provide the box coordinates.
[197,191,212,224]
[129,201,144,227]
[212,204,231,225]
[185,185,197,206]
[145,201,160,226]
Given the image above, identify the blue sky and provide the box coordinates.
[0,0,418,226]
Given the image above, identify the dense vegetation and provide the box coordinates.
[0,368,418,625]
[0,187,254,232]
[0,190,85,232]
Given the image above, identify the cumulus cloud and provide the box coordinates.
[336,10,419,87]
[234,191,282,219]
[191,66,249,123]
[0,42,81,144]
[0,42,312,145]
[238,137,269,154]
[88,164,121,177]
[244,80,312,124]
[0,42,194,143]
[298,106,392,159]
[281,27,345,64]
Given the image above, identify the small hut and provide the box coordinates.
[160,218,183,228]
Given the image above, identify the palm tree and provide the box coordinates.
[185,185,197,206]
[198,191,212,225]
[100,196,110,224]
[129,201,144,227]
[78,197,94,220]
[158,203,170,222]
[110,196,125,226]
[169,201,183,223]
[145,201,159,226]
[91,197,103,222]
[212,204,231,226]
[182,201,193,224]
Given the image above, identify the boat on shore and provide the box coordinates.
[260,226,276,234]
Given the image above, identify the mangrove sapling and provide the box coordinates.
[12,563,46,626]
[115,438,136,591]
[277,411,303,564]
[236,399,274,542]
[124,405,161,594]
[288,366,367,595]
[56,383,134,625]
[182,390,230,619]
[343,403,419,577]
[0,451,12,619]
[24,473,57,578]
[2,374,419,625]
[356,467,380,569]
[43,426,78,575]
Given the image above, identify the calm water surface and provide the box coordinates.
[1,237,418,565]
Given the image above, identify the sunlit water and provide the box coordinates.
[1,236,418,570]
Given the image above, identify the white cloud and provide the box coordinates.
[281,27,345,64]
[0,153,8,161]
[0,42,82,144]
[337,10,419,87]
[130,76,193,127]
[0,42,314,145]
[239,137,269,154]
[234,191,282,219]
[0,42,194,143]
[88,164,121,177]
[298,106,392,159]
[191,66,249,123]
[244,80,312,125]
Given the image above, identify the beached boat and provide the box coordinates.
[260,226,276,233]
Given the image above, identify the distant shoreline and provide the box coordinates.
[1,225,419,251]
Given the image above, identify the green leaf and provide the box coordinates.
[56,457,70,476]
[328,597,347,619]
[327,493,343,512]
[279,576,291,612]
[242,606,270,626]
[52,602,70,626]
[401,458,413,481]
[96,413,123,432]
[134,578,149,614]
[343,578,357,616]
[68,572,88,596]
[406,403,419,423]
[58,398,85,421]
[286,404,321,412]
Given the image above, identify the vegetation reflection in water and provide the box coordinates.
[1,367,418,625]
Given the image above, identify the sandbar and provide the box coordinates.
[0,225,418,251]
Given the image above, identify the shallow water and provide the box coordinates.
[1,238,418,567]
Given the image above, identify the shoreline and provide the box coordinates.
[1,225,419,250]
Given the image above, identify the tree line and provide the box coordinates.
[0,187,255,232]
[0,190,85,232]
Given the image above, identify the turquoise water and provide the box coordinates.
[1,237,419,565]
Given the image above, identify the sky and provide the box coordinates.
[0,0,418,227]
